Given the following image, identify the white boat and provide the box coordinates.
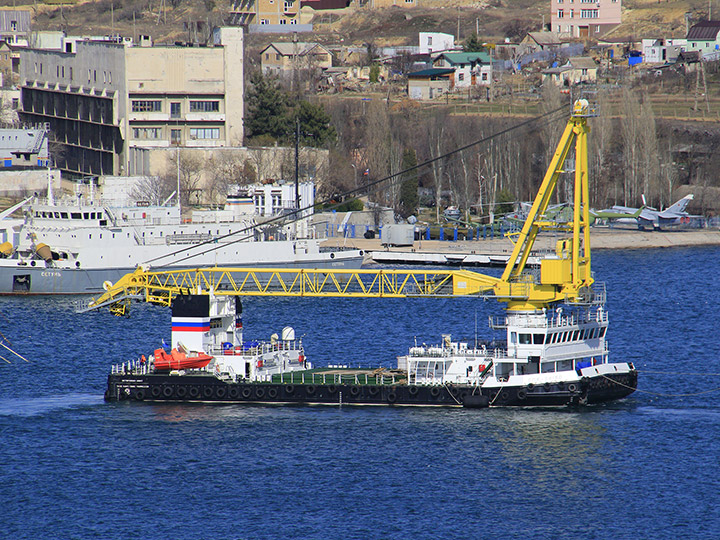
[398,294,637,406]
[0,191,363,295]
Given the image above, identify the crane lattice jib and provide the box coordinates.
[86,267,504,315]
[85,100,595,316]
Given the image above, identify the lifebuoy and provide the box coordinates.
[228,387,240,399]
[543,382,551,391]
[430,387,441,397]
[242,387,252,399]
[189,386,200,398]
[327,385,337,394]
[216,386,227,399]
[176,386,188,398]
[350,386,361,397]
[255,387,266,398]
[285,385,295,395]
[369,386,379,396]
[202,386,213,399]
[268,387,278,399]
[162,386,173,398]
[306,385,316,395]
[568,383,578,393]
[134,389,145,401]
[527,383,535,391]
[387,392,397,403]
[517,389,527,400]
[151,386,162,398]
[408,386,419,396]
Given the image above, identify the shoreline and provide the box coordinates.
[321,228,720,256]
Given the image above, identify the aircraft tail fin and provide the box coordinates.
[663,194,694,215]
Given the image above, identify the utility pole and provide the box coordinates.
[295,116,300,218]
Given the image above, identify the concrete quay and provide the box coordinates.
[321,228,720,265]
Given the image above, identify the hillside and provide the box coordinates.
[1,0,717,46]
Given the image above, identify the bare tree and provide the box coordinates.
[160,149,204,207]
[621,87,641,206]
[130,175,175,205]
[589,88,614,206]
[638,97,660,207]
[362,100,391,204]
[205,151,246,204]
[427,110,449,222]
[540,83,565,202]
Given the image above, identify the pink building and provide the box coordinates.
[550,0,621,38]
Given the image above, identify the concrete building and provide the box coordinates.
[229,0,303,26]
[687,21,720,59]
[642,38,686,64]
[0,9,31,47]
[19,27,244,177]
[542,56,598,86]
[418,32,455,55]
[407,68,453,100]
[432,52,492,87]
[260,42,332,77]
[550,0,621,38]
[0,125,49,167]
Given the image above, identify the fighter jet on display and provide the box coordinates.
[598,194,695,230]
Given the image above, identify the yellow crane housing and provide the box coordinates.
[87,100,596,316]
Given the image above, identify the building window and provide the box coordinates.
[284,1,292,10]
[170,102,181,118]
[189,101,220,112]
[276,53,281,60]
[290,19,297,24]
[428,36,433,45]
[132,100,162,112]
[171,129,181,144]
[569,9,573,17]
[189,128,220,139]
[481,72,488,81]
[458,73,464,81]
[280,19,287,24]
[132,127,162,139]
[260,19,269,24]
[558,9,563,18]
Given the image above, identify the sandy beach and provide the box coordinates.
[321,227,720,258]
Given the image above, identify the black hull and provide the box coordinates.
[106,370,637,408]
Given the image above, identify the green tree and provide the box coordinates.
[244,72,290,143]
[369,64,380,83]
[495,188,515,217]
[292,101,337,148]
[463,34,485,53]
[399,148,419,218]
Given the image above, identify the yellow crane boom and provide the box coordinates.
[85,100,596,316]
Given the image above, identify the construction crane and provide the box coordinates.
[85,99,596,316]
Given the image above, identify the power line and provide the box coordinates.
[145,104,568,268]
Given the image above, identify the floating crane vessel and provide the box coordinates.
[88,100,637,408]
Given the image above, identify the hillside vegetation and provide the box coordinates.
[2,0,718,45]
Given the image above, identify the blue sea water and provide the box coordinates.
[1,246,720,539]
